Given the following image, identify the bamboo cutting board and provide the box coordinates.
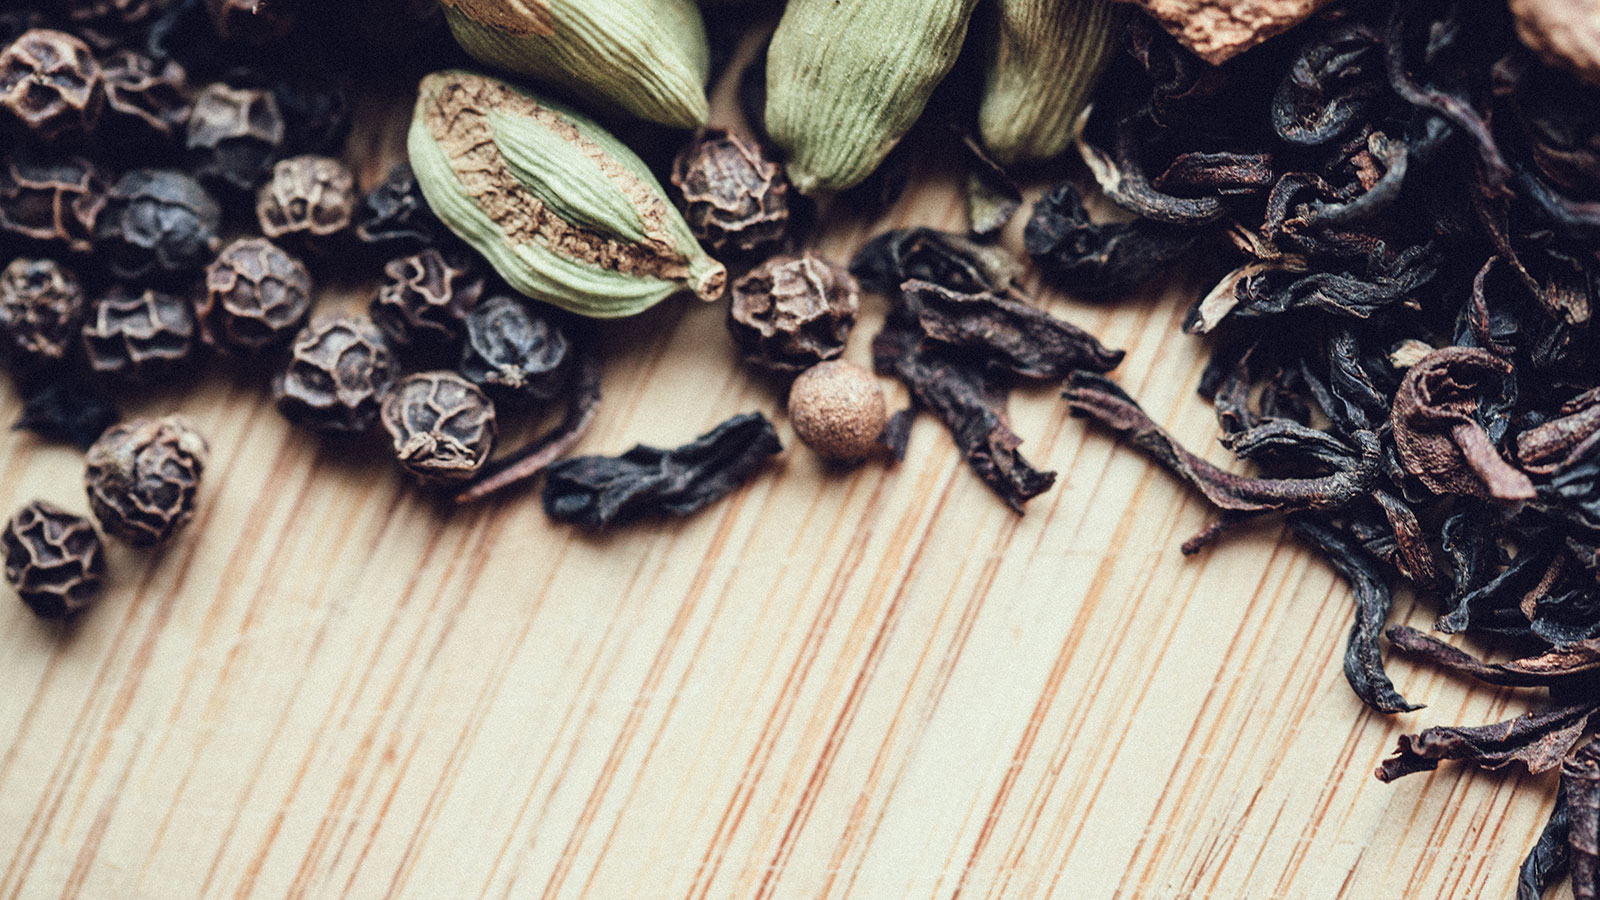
[0,63,1567,900]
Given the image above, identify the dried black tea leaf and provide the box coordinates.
[1520,785,1571,900]
[543,412,781,528]
[904,279,1124,378]
[1376,703,1597,783]
[1567,743,1600,900]
[1291,515,1419,713]
[1024,182,1200,299]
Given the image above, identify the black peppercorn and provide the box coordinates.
[727,254,858,372]
[370,247,481,366]
[0,151,107,252]
[0,12,50,48]
[0,257,85,367]
[459,295,571,404]
[61,0,163,29]
[2,500,105,618]
[205,0,296,45]
[274,314,398,434]
[186,82,285,193]
[381,371,497,483]
[198,237,312,353]
[271,76,352,158]
[354,162,442,250]
[96,169,222,281]
[671,128,790,255]
[81,285,197,380]
[100,49,191,143]
[84,414,207,546]
[256,154,355,242]
[0,29,104,142]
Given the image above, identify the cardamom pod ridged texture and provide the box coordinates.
[408,70,726,318]
[978,0,1118,166]
[765,0,979,196]
[438,0,711,130]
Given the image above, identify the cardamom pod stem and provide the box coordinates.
[978,0,1118,167]
[409,70,725,319]
[438,0,711,130]
[765,0,980,195]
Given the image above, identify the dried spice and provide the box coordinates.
[907,280,1125,378]
[204,0,295,44]
[96,169,221,280]
[255,154,355,241]
[81,286,196,380]
[84,414,207,546]
[186,82,285,193]
[1025,182,1202,300]
[977,0,1118,166]
[370,247,482,366]
[198,237,312,353]
[454,339,602,505]
[0,257,84,367]
[270,75,352,158]
[457,294,569,404]
[13,376,118,449]
[1568,743,1600,900]
[274,314,397,434]
[727,255,857,373]
[0,28,104,141]
[381,370,497,483]
[100,49,191,141]
[671,128,790,255]
[2,500,104,619]
[852,227,1123,510]
[408,70,726,318]
[62,0,164,29]
[788,360,887,462]
[354,162,442,250]
[1391,347,1534,502]
[0,151,106,252]
[543,412,781,528]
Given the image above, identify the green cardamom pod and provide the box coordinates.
[437,0,711,130]
[978,0,1118,167]
[765,0,979,195]
[409,70,726,318]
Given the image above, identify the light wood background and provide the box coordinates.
[0,52,1569,900]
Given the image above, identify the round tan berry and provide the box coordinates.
[787,360,886,462]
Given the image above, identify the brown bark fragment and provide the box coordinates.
[1114,0,1337,64]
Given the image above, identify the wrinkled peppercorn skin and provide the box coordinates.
[0,258,84,366]
[727,255,857,373]
[100,49,191,141]
[381,371,496,483]
[274,314,398,434]
[355,162,441,249]
[671,128,790,255]
[186,83,285,193]
[256,154,355,241]
[0,152,106,252]
[205,0,297,44]
[2,500,104,618]
[96,169,222,280]
[458,295,569,403]
[0,29,104,142]
[81,286,196,380]
[84,415,207,546]
[370,248,481,366]
[199,237,312,353]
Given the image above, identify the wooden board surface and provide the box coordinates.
[0,62,1568,900]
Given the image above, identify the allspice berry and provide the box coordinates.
[381,371,496,483]
[85,415,208,546]
[0,258,85,366]
[0,29,104,142]
[728,255,858,373]
[2,500,105,619]
[274,314,397,433]
[787,360,886,462]
[198,237,312,353]
[671,128,790,255]
[256,154,356,241]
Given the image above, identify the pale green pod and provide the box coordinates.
[978,0,1118,167]
[408,70,725,319]
[437,0,710,130]
[765,0,980,196]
